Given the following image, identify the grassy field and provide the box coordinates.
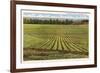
[23,24,88,61]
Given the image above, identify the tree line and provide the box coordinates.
[23,17,88,25]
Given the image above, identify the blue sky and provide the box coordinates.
[23,12,89,20]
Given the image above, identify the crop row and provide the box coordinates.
[32,34,88,53]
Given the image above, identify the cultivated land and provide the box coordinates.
[23,24,88,60]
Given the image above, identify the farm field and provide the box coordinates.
[23,24,88,61]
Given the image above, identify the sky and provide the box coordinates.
[23,11,89,20]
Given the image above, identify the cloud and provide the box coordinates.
[23,12,89,20]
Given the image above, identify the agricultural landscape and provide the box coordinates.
[23,12,89,60]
